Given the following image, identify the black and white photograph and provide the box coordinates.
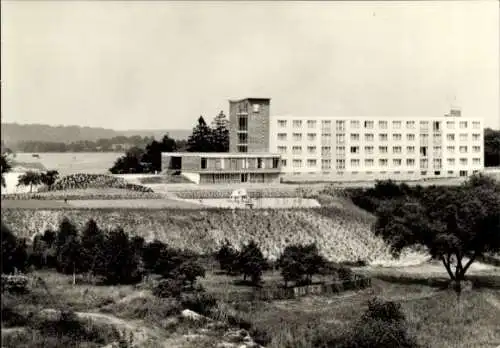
[1,1,499,347]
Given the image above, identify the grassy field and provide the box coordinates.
[3,265,499,348]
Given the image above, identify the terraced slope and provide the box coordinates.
[1,206,422,264]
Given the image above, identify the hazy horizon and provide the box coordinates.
[2,1,499,130]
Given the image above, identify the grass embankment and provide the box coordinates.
[1,206,415,263]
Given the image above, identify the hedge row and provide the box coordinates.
[2,192,163,201]
[38,174,153,193]
[174,187,312,200]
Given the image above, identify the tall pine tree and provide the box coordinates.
[187,116,215,152]
[211,111,229,152]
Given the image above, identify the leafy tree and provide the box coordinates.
[99,227,142,284]
[237,240,266,286]
[55,217,81,283]
[2,222,22,274]
[1,153,12,188]
[16,171,42,193]
[216,239,239,274]
[29,234,49,269]
[277,243,327,286]
[187,116,215,152]
[80,219,106,278]
[141,135,177,172]
[374,174,500,293]
[211,111,229,152]
[40,170,59,191]
[142,240,168,274]
[109,147,146,174]
[176,260,206,289]
[484,128,500,167]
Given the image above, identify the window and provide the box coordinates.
[406,159,415,166]
[472,133,480,141]
[307,159,317,167]
[433,146,442,155]
[460,170,468,177]
[307,146,317,154]
[365,159,374,167]
[460,134,468,142]
[278,120,287,128]
[307,120,317,128]
[407,146,415,153]
[420,121,429,130]
[293,133,302,141]
[472,121,480,129]
[446,121,455,129]
[238,116,248,131]
[293,159,302,168]
[322,133,332,142]
[472,146,481,153]
[407,134,416,141]
[435,171,441,176]
[379,159,388,166]
[335,120,345,131]
[448,170,454,176]
[392,121,402,129]
[459,146,468,153]
[393,133,402,141]
[321,146,331,156]
[293,120,302,128]
[365,134,374,142]
[379,133,388,141]
[379,146,388,153]
[460,158,468,166]
[201,158,207,169]
[364,146,374,154]
[281,159,287,167]
[379,120,388,129]
[433,159,442,169]
[433,121,441,131]
[277,133,287,141]
[421,134,429,142]
[238,132,248,144]
[473,158,481,165]
[393,159,402,166]
[350,120,360,128]
[237,145,247,153]
[350,146,360,154]
[350,159,360,167]
[321,159,331,169]
[252,104,260,113]
[336,146,345,155]
[273,158,280,169]
[420,159,428,168]
[292,146,302,154]
[393,146,402,154]
[447,158,455,166]
[322,120,332,128]
[277,146,287,153]
[336,159,345,169]
[307,133,317,141]
[447,146,455,153]
[421,171,427,175]
[406,121,415,129]
[364,121,374,129]
[420,146,427,156]
[351,133,360,141]
[459,121,468,129]
[336,134,345,144]
[447,134,455,141]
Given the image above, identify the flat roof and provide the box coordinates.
[162,152,280,158]
[229,97,271,103]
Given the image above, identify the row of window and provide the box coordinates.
[277,119,481,130]
[277,145,481,155]
[276,132,481,142]
[288,170,475,177]
[284,157,481,169]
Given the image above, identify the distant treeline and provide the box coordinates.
[10,136,177,153]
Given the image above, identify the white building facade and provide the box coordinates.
[269,114,484,182]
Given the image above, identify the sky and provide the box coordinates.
[1,1,499,130]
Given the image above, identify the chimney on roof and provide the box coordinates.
[445,107,461,117]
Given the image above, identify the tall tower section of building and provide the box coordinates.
[229,98,271,153]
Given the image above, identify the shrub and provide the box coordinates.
[216,239,240,274]
[180,291,217,316]
[335,266,354,281]
[153,278,184,298]
[1,274,30,294]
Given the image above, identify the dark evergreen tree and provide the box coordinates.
[40,170,59,191]
[80,219,106,278]
[1,153,12,188]
[237,240,266,286]
[216,239,239,274]
[187,116,215,152]
[211,111,229,152]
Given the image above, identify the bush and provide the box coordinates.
[153,278,184,298]
[180,291,217,316]
[336,266,354,281]
[1,274,30,294]
[46,173,153,193]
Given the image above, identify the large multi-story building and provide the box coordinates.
[163,97,484,184]
[270,110,484,181]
